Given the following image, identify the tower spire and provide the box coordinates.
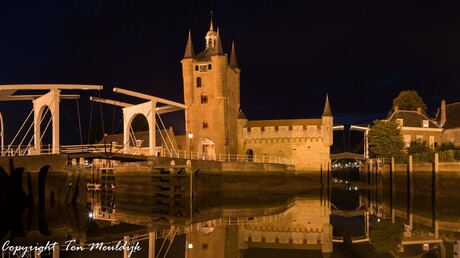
[215,27,224,55]
[322,94,332,117]
[229,41,239,69]
[209,11,214,31]
[183,29,195,59]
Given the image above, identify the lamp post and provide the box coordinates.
[188,132,193,159]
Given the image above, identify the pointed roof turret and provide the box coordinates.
[229,41,239,69]
[322,94,333,117]
[215,27,224,55]
[238,109,247,120]
[183,29,195,59]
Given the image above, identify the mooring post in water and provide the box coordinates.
[53,243,59,258]
[124,235,129,258]
[376,159,381,188]
[170,160,176,174]
[391,157,395,223]
[320,165,323,187]
[367,159,372,208]
[148,231,156,258]
[367,159,372,186]
[433,152,439,239]
[407,155,413,230]
[434,152,439,173]
[186,159,193,225]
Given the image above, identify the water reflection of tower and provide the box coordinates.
[186,189,333,258]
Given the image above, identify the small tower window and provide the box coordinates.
[201,94,208,104]
[203,121,208,129]
[195,65,199,71]
[199,65,208,72]
[208,38,213,48]
[208,64,212,70]
[197,77,202,87]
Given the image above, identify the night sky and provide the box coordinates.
[1,1,460,145]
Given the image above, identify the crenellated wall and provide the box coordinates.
[237,118,332,172]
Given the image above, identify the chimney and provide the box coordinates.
[441,100,446,126]
[416,107,421,114]
[394,106,399,112]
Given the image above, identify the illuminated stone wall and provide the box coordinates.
[237,117,333,172]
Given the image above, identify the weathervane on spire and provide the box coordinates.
[209,11,214,31]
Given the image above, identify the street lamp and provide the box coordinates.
[188,132,193,159]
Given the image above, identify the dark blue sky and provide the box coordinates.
[1,1,460,144]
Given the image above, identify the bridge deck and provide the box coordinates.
[68,152,149,162]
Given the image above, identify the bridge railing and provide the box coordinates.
[161,149,293,165]
[1,144,292,165]
[59,144,293,165]
[1,144,56,156]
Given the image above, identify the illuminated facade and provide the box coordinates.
[181,19,333,171]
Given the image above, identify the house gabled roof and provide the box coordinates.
[444,102,460,129]
[387,110,440,129]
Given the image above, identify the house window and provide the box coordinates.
[195,65,199,71]
[201,94,208,104]
[208,64,212,70]
[203,121,208,129]
[397,119,404,126]
[275,126,279,131]
[199,64,208,72]
[422,120,429,127]
[403,135,411,148]
[261,127,265,132]
[197,77,202,87]
[429,136,434,148]
[247,127,251,132]
[289,126,293,131]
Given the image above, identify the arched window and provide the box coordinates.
[201,94,208,104]
[203,121,208,129]
[208,64,212,70]
[195,65,199,71]
[246,149,254,162]
[197,77,202,87]
[208,38,213,48]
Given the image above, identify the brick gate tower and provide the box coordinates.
[181,18,241,159]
